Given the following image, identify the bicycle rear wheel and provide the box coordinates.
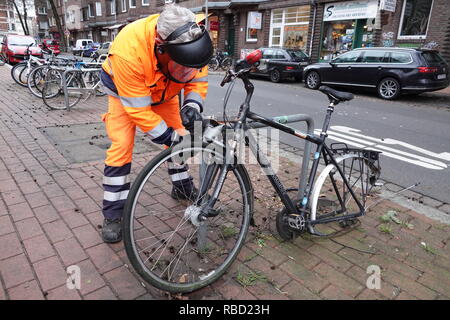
[123,143,253,293]
[27,65,49,98]
[310,148,381,235]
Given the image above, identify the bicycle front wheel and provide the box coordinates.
[11,62,27,86]
[42,70,83,110]
[123,143,253,293]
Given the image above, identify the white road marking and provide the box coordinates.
[315,126,449,170]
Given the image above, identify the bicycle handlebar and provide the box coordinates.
[220,49,262,87]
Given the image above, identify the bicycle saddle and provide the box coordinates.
[319,86,354,104]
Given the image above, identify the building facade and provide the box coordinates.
[34,0,450,62]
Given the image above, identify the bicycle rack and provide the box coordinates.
[246,114,315,202]
[61,67,102,111]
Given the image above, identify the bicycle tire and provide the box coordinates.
[309,152,380,235]
[42,70,83,110]
[27,65,48,98]
[11,62,27,86]
[123,144,253,293]
[208,58,219,71]
[221,58,233,71]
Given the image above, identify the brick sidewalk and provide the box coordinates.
[0,66,448,300]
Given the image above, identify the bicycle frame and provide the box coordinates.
[199,71,366,229]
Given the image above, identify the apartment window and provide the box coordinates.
[82,7,88,21]
[38,7,47,14]
[88,3,94,17]
[110,0,116,15]
[39,21,49,30]
[129,0,136,8]
[246,11,262,42]
[121,0,127,12]
[96,2,102,16]
[47,1,51,9]
[57,0,61,7]
[142,0,149,6]
[398,0,434,39]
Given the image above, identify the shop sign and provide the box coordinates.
[210,21,219,31]
[379,0,396,12]
[324,0,378,21]
[101,31,108,36]
[248,11,262,29]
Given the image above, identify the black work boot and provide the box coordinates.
[171,185,199,202]
[101,218,122,243]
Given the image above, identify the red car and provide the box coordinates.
[41,39,60,55]
[1,34,43,64]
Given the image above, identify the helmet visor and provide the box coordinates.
[168,60,199,83]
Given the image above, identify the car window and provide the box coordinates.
[333,51,361,63]
[102,43,109,49]
[390,52,412,63]
[82,41,87,46]
[8,36,36,46]
[422,51,445,64]
[288,49,307,60]
[275,50,286,59]
[263,49,274,59]
[361,50,388,63]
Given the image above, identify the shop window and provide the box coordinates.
[269,6,310,50]
[361,50,388,63]
[399,0,433,39]
[333,51,361,63]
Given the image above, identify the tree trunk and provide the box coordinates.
[9,0,28,35]
[21,0,30,35]
[48,0,67,51]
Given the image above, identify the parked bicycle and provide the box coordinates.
[121,50,382,293]
[41,61,104,110]
[208,50,233,71]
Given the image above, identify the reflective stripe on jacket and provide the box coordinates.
[101,14,208,136]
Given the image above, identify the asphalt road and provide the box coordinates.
[204,74,450,203]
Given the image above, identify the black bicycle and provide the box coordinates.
[208,50,233,71]
[122,52,381,293]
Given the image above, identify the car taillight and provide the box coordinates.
[418,67,438,73]
[286,66,295,70]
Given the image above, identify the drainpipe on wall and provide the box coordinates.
[308,0,317,58]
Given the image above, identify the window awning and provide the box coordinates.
[106,23,125,30]
[195,12,213,24]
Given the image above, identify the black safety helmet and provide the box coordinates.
[158,22,214,68]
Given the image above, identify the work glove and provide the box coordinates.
[181,102,203,135]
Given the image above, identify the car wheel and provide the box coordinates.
[270,69,281,83]
[377,77,400,100]
[305,71,321,89]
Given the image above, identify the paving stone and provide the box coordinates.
[320,284,353,300]
[25,191,50,209]
[0,254,34,289]
[59,209,89,228]
[8,201,34,222]
[0,216,15,236]
[8,280,45,300]
[281,280,320,300]
[47,285,81,300]
[43,219,73,243]
[84,286,117,300]
[86,243,123,274]
[23,234,55,263]
[15,217,44,241]
[279,260,328,294]
[54,237,88,266]
[72,224,103,249]
[103,266,146,300]
[33,256,68,292]
[313,262,365,298]
[0,233,23,260]
[33,205,60,224]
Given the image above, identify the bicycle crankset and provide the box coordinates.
[276,208,306,241]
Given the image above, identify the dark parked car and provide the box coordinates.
[303,47,450,100]
[250,47,310,83]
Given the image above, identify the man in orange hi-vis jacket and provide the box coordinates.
[99,4,213,243]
